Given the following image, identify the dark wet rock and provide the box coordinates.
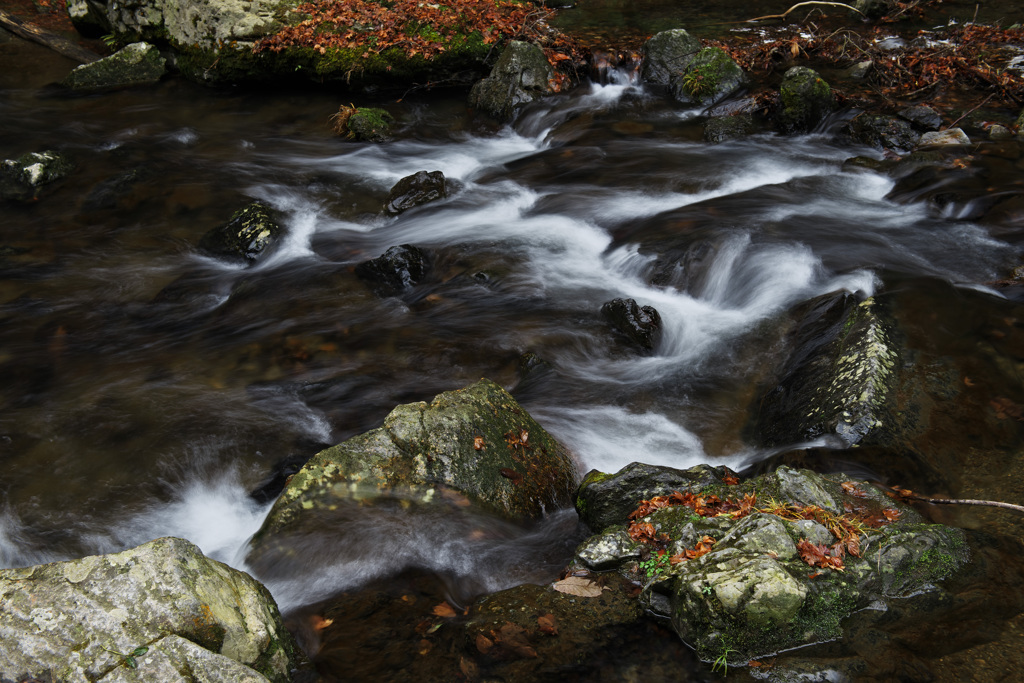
[384,170,448,215]
[469,41,554,122]
[776,66,836,133]
[854,0,895,20]
[1,150,75,202]
[571,463,969,666]
[988,123,1013,140]
[82,167,147,211]
[704,114,758,143]
[252,379,579,543]
[898,104,942,131]
[0,537,307,683]
[918,128,971,147]
[575,462,737,532]
[600,297,663,351]
[846,113,920,152]
[668,47,746,107]
[750,292,899,448]
[346,108,394,142]
[641,29,701,86]
[198,200,282,264]
[354,244,431,297]
[66,0,111,37]
[61,42,166,90]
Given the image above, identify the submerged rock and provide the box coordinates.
[668,47,746,107]
[198,200,282,264]
[355,244,431,297]
[61,42,167,90]
[847,113,920,152]
[384,170,448,215]
[253,379,579,543]
[641,29,701,86]
[600,297,663,352]
[469,41,554,122]
[776,66,836,133]
[1,150,75,202]
[570,463,969,665]
[750,292,899,448]
[898,104,942,131]
[0,537,306,683]
[704,114,758,143]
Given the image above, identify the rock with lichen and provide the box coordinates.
[570,463,969,666]
[61,42,166,90]
[776,66,836,133]
[198,200,282,264]
[668,47,746,107]
[641,29,701,86]
[1,150,75,202]
[0,537,307,683]
[469,41,555,122]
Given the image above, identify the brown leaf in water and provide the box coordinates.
[418,639,433,655]
[432,602,457,618]
[494,622,537,659]
[475,633,493,655]
[538,613,558,635]
[552,576,604,597]
[459,656,479,680]
[310,615,334,631]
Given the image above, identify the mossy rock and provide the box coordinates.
[346,108,395,142]
[468,40,554,122]
[641,29,701,86]
[253,378,580,543]
[668,47,746,107]
[571,463,969,665]
[198,200,282,264]
[1,150,75,202]
[61,42,166,90]
[777,66,835,133]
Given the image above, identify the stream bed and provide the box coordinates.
[4,8,1024,679]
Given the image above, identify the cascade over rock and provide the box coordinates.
[0,537,306,683]
[469,41,555,122]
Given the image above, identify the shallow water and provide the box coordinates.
[3,17,1024,681]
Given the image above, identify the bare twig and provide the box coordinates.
[890,486,1024,514]
[946,92,994,129]
[748,2,865,23]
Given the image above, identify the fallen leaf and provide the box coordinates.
[494,622,537,659]
[841,481,867,497]
[552,576,604,597]
[310,615,334,630]
[883,508,902,522]
[432,602,457,618]
[474,436,485,450]
[418,639,433,655]
[722,474,740,485]
[538,613,558,635]
[459,656,478,680]
[475,633,493,655]
[797,539,845,571]
[499,467,523,484]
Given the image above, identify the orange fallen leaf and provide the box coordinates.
[432,602,457,618]
[537,613,557,635]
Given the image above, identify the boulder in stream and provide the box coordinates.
[1,150,75,202]
[668,47,746,107]
[252,378,579,543]
[601,297,663,352]
[570,462,969,666]
[384,170,448,215]
[61,42,167,90]
[354,243,431,297]
[898,104,943,131]
[846,113,920,152]
[198,200,282,265]
[917,128,971,147]
[750,292,899,448]
[776,66,836,133]
[0,536,307,683]
[469,41,555,122]
[641,29,702,86]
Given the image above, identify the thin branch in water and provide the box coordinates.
[889,486,1024,514]
[947,92,994,129]
[747,2,865,23]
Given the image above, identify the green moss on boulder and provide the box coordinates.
[61,42,167,90]
[777,66,836,133]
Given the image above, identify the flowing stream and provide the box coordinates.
[4,17,1024,679]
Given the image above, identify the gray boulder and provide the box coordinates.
[571,463,969,665]
[62,42,167,90]
[1,150,75,202]
[847,113,920,152]
[750,292,899,448]
[0,537,306,683]
[777,66,836,133]
[252,378,580,543]
[384,170,448,215]
[668,47,746,107]
[198,200,282,264]
[917,128,971,147]
[641,29,701,86]
[105,0,283,51]
[898,104,942,131]
[469,41,554,122]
